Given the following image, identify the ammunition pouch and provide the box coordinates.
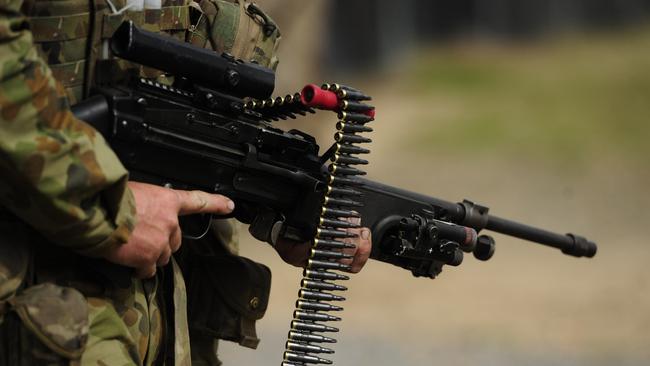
[177,218,271,350]
[25,0,195,102]
[0,223,89,364]
[9,284,89,359]
[0,223,30,324]
[183,250,271,349]
[187,0,281,69]
[0,284,89,365]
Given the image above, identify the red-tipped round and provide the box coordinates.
[300,84,339,110]
[366,108,376,118]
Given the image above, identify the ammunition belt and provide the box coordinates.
[249,83,375,365]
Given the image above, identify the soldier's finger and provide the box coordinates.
[175,190,235,216]
[339,216,361,265]
[349,228,372,273]
[157,245,172,267]
[136,265,157,279]
[169,226,182,253]
[338,233,357,266]
[343,216,361,228]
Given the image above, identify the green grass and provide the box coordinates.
[404,26,650,165]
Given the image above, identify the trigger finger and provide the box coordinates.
[176,190,234,216]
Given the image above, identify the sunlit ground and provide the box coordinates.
[219,26,650,365]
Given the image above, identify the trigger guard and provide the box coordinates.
[179,214,213,240]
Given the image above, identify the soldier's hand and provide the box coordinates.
[105,182,235,278]
[274,217,372,273]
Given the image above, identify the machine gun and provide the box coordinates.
[73,21,597,365]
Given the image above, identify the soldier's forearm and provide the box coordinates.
[0,10,136,256]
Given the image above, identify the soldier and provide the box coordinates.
[0,1,371,365]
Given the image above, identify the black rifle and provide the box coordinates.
[73,21,597,364]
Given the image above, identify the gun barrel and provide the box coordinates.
[486,215,597,258]
[357,179,597,259]
[110,21,275,99]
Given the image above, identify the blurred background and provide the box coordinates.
[219,1,650,365]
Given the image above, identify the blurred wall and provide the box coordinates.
[327,0,650,74]
[257,0,329,93]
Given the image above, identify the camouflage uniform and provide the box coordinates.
[0,0,279,364]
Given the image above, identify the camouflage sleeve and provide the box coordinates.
[0,1,136,257]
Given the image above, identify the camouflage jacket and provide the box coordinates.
[0,0,136,257]
[0,0,280,364]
